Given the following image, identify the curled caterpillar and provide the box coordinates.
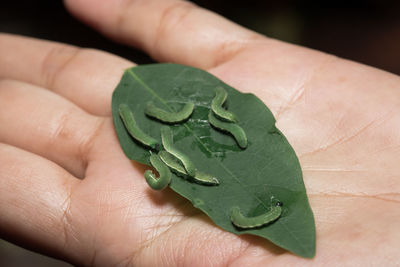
[144,153,172,190]
[159,151,219,185]
[161,126,197,177]
[119,104,159,150]
[230,202,282,229]
[211,86,237,122]
[145,101,194,123]
[208,111,247,149]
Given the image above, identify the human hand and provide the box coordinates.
[0,0,399,266]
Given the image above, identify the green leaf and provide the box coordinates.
[112,63,316,258]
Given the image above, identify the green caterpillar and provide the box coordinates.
[118,104,159,150]
[230,202,282,229]
[145,101,194,123]
[159,151,219,185]
[208,111,247,149]
[211,86,237,122]
[144,153,172,190]
[161,126,197,177]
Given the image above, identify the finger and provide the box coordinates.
[0,79,104,178]
[64,0,264,68]
[0,33,132,116]
[0,143,80,263]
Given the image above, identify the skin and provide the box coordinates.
[0,0,399,266]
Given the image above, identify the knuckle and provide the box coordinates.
[78,117,106,163]
[41,44,81,89]
[48,107,105,164]
[49,107,77,145]
[153,2,196,49]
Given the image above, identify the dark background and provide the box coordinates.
[1,0,400,266]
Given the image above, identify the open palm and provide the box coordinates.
[1,0,399,266]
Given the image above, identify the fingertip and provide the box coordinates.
[64,0,120,30]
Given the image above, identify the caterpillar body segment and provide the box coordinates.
[144,153,172,190]
[208,111,247,149]
[230,203,282,229]
[145,101,194,123]
[118,104,159,150]
[159,151,219,185]
[160,126,197,177]
[211,86,237,122]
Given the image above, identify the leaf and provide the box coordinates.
[112,63,316,258]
